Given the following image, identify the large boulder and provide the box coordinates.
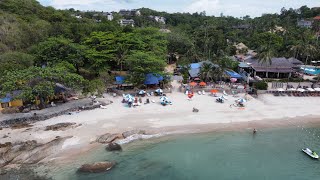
[122,130,146,138]
[78,161,116,173]
[105,143,122,151]
[96,133,119,144]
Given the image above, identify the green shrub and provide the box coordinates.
[254,81,268,90]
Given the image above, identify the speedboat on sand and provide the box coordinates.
[302,148,319,159]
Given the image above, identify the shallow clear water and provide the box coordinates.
[49,126,320,180]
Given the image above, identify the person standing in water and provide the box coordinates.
[253,128,257,134]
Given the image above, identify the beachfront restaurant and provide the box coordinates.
[245,57,302,78]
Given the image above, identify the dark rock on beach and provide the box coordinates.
[45,123,78,131]
[78,161,116,173]
[122,130,146,138]
[105,142,122,151]
[96,133,120,144]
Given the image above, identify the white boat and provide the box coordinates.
[302,148,319,159]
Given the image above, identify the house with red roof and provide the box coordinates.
[314,16,320,20]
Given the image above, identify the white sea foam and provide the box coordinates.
[115,133,169,145]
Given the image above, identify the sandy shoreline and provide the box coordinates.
[1,89,320,167]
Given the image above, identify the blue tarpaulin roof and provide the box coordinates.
[225,70,242,79]
[115,76,125,85]
[190,63,201,69]
[0,91,21,103]
[188,68,200,78]
[144,73,163,85]
[0,97,11,103]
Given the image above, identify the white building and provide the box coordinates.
[119,19,135,27]
[297,19,313,28]
[149,15,166,24]
[102,12,113,21]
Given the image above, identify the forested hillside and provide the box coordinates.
[0,0,320,105]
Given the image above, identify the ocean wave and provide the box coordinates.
[115,133,169,145]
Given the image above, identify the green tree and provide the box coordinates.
[125,51,166,85]
[0,52,35,72]
[0,66,86,108]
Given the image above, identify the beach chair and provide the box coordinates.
[223,90,228,96]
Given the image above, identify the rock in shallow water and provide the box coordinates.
[78,161,116,173]
[105,143,122,151]
[96,133,120,144]
[122,130,146,138]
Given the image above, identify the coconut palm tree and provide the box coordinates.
[257,46,276,78]
[199,62,214,82]
[257,46,275,65]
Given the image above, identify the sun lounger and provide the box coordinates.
[223,90,228,96]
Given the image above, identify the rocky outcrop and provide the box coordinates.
[0,136,71,168]
[122,130,146,138]
[96,133,121,144]
[45,123,79,131]
[105,143,122,151]
[78,161,116,173]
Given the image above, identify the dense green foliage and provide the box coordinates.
[254,81,268,90]
[0,0,320,107]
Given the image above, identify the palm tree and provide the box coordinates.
[289,44,303,59]
[199,62,214,82]
[257,46,275,65]
[257,46,276,78]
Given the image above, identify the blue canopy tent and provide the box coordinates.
[0,97,11,103]
[225,70,243,79]
[115,76,125,85]
[190,63,201,69]
[144,73,163,85]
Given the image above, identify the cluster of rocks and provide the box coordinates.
[0,136,72,168]
[78,129,147,173]
[45,123,81,131]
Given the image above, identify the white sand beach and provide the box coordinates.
[1,86,320,161]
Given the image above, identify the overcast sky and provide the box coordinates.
[39,0,320,17]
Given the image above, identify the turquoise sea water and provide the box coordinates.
[48,126,320,180]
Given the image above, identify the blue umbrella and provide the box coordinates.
[138,90,146,95]
[155,88,163,93]
[124,94,134,101]
[238,98,246,103]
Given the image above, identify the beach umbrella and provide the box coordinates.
[287,88,296,91]
[297,88,305,92]
[138,90,146,95]
[155,88,163,93]
[124,94,134,101]
[238,98,247,103]
[314,88,320,92]
[307,88,315,92]
[160,96,169,102]
[230,78,237,83]
[210,89,218,93]
[188,93,194,99]
[189,82,197,87]
[199,82,207,86]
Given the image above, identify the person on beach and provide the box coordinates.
[253,128,257,134]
